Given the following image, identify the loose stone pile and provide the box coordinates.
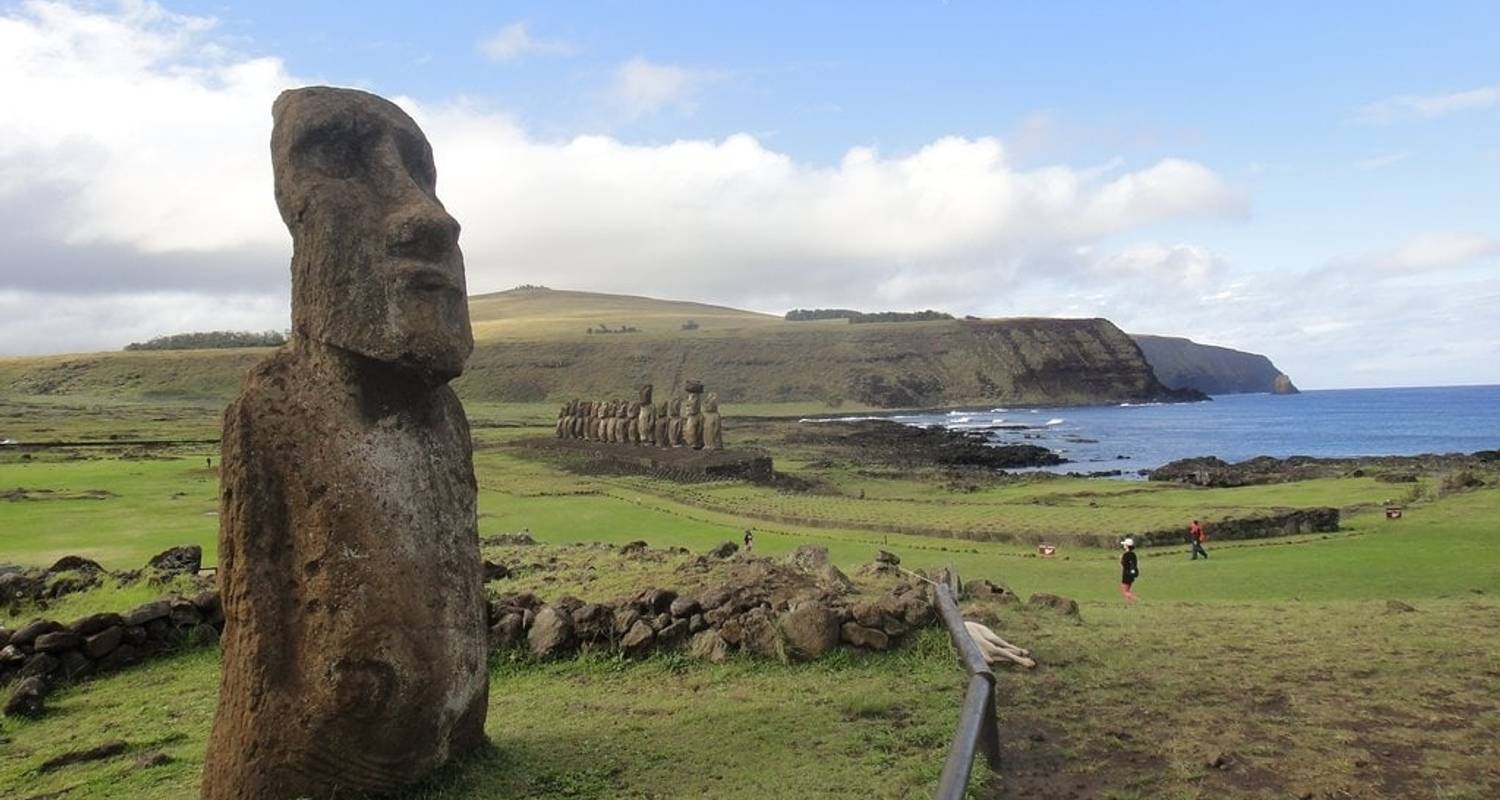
[485,544,938,663]
[2,587,223,719]
[556,381,726,450]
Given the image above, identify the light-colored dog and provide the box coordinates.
[964,621,1036,668]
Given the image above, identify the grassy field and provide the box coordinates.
[3,391,1499,799]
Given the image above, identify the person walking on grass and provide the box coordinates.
[1189,519,1209,560]
[1119,538,1139,603]
[743,528,754,552]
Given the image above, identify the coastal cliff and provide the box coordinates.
[1132,334,1298,396]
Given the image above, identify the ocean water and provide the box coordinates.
[804,385,1500,475]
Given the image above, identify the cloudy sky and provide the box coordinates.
[0,1,1496,388]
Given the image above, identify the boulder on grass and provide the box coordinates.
[146,545,202,579]
[527,605,575,658]
[781,602,841,661]
[840,622,890,651]
[4,676,48,718]
[1026,593,1081,620]
[689,630,730,663]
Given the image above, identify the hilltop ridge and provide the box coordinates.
[0,288,1290,408]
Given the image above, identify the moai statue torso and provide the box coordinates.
[203,87,487,800]
[683,390,704,449]
[654,400,670,448]
[555,402,568,438]
[627,402,642,444]
[703,392,724,450]
[668,397,685,446]
[637,384,656,446]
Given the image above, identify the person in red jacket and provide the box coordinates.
[1189,519,1208,560]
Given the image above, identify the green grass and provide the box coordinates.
[4,397,1500,799]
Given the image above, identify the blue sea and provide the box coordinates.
[803,385,1500,475]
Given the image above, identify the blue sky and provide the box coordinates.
[0,1,1496,388]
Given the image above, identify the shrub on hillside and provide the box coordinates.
[124,330,286,351]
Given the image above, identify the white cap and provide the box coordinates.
[1120,538,1134,548]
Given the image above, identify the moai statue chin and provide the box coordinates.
[703,392,724,450]
[202,87,487,800]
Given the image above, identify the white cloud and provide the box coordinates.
[1357,86,1500,124]
[608,57,719,118]
[1371,231,1500,272]
[478,21,575,62]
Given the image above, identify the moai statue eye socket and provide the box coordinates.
[271,87,472,383]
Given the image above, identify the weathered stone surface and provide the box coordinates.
[739,607,783,660]
[790,545,830,572]
[620,620,655,657]
[11,619,63,646]
[83,626,124,659]
[875,550,901,566]
[4,676,47,718]
[121,600,171,627]
[188,624,221,647]
[657,619,691,648]
[1026,593,1081,619]
[840,622,890,650]
[528,605,576,658]
[20,653,59,679]
[169,599,203,627]
[33,631,82,653]
[707,541,739,559]
[0,627,11,648]
[71,612,125,637]
[816,563,855,595]
[488,613,525,648]
[147,545,202,578]
[483,559,510,582]
[781,603,841,660]
[202,87,488,800]
[98,643,141,672]
[49,555,104,574]
[668,596,701,618]
[0,644,25,664]
[689,630,730,663]
[58,649,94,680]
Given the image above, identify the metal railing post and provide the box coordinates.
[929,574,1003,799]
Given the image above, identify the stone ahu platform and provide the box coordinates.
[526,437,774,482]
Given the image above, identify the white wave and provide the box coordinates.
[797,416,885,424]
[988,407,1008,413]
[1045,418,1065,426]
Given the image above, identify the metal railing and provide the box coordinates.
[931,572,1002,800]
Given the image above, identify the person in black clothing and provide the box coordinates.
[743,528,754,552]
[1119,537,1139,604]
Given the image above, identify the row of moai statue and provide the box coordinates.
[556,382,723,450]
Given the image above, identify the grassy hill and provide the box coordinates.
[0,288,1189,408]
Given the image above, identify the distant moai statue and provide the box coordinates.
[573,400,587,439]
[613,400,629,443]
[683,382,705,449]
[555,402,568,438]
[654,400,671,448]
[703,392,724,450]
[637,384,656,446]
[202,87,487,800]
[668,397,685,447]
[627,401,642,444]
[592,399,606,441]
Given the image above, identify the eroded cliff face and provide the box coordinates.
[457,317,1195,408]
[1131,334,1298,396]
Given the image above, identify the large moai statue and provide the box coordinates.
[202,87,487,800]
[591,399,605,441]
[668,397,685,447]
[703,392,724,450]
[627,401,642,444]
[654,399,670,448]
[555,402,568,438]
[572,400,587,439]
[637,384,656,446]
[683,381,705,450]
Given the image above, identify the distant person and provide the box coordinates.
[1119,538,1139,604]
[743,529,754,552]
[1189,519,1208,560]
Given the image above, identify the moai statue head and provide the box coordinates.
[704,392,719,413]
[271,87,472,383]
[638,383,654,405]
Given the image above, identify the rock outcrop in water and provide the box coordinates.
[1131,334,1298,395]
[202,87,487,800]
